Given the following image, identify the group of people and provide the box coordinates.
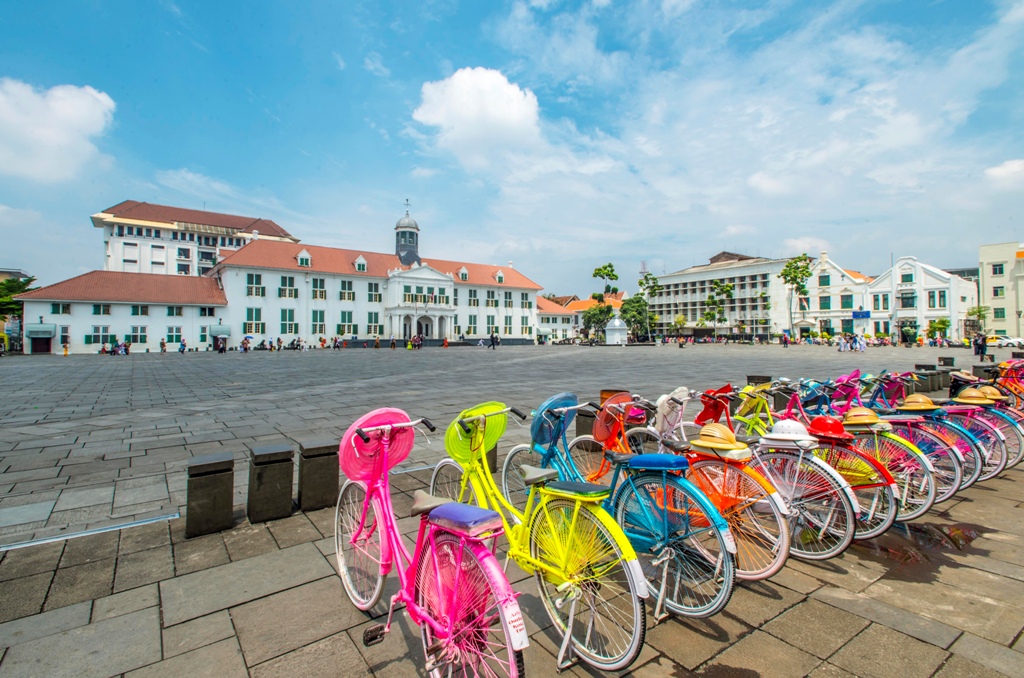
[972,332,990,359]
[99,341,132,355]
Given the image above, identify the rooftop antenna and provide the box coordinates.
[404,197,411,215]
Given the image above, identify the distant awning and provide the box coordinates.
[536,327,553,335]
[209,325,232,337]
[24,323,56,338]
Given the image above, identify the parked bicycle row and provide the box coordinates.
[330,359,1024,677]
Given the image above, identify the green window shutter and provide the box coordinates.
[140,336,147,344]
[84,335,93,345]
[352,325,358,334]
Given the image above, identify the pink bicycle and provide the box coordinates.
[335,408,528,677]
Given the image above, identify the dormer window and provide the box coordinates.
[297,249,312,268]
[459,267,469,282]
[495,270,504,284]
[355,255,368,273]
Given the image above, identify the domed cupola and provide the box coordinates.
[395,198,421,266]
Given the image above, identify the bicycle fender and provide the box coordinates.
[582,504,649,598]
[471,542,530,651]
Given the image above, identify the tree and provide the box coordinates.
[593,263,619,295]
[703,280,733,337]
[620,296,653,340]
[637,271,662,342]
[671,315,687,335]
[927,318,951,338]
[777,254,812,337]
[0,276,37,321]
[966,305,990,331]
[581,303,615,337]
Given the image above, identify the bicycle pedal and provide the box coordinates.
[362,624,387,647]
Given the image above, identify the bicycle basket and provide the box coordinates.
[445,402,508,466]
[532,392,577,446]
[339,408,414,482]
[594,392,632,443]
[655,386,689,434]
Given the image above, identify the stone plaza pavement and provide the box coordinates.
[0,344,1021,676]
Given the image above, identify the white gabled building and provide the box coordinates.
[978,241,1023,337]
[796,252,873,338]
[867,256,977,342]
[536,296,580,341]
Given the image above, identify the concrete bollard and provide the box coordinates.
[186,452,235,538]
[938,356,955,367]
[247,443,295,523]
[576,409,596,438]
[298,439,339,512]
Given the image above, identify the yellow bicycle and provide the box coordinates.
[430,401,648,672]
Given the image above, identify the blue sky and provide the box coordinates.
[1,0,1022,294]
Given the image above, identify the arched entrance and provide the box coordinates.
[402,315,414,339]
[416,316,434,338]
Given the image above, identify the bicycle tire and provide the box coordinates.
[887,425,962,504]
[851,433,936,522]
[430,459,475,504]
[687,459,790,580]
[335,480,386,611]
[815,444,898,540]
[612,472,735,618]
[945,413,1007,482]
[415,531,526,678]
[925,420,983,490]
[986,409,1024,469]
[752,452,856,561]
[623,428,663,455]
[528,498,646,672]
[501,444,543,512]
[566,435,612,485]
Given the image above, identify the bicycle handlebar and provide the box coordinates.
[509,407,527,420]
[457,406,522,433]
[355,417,433,442]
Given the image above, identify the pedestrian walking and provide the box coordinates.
[160,338,167,353]
[374,337,380,349]
[179,339,187,353]
[489,332,497,350]
[390,335,396,349]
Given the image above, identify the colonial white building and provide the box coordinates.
[867,256,977,342]
[651,252,795,337]
[795,252,873,338]
[978,241,1023,337]
[536,296,578,341]
[93,201,298,277]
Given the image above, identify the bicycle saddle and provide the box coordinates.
[628,454,689,471]
[410,490,453,517]
[427,502,503,537]
[519,464,559,486]
[603,450,634,465]
[544,481,610,498]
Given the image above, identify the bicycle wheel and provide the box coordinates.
[752,452,855,561]
[987,409,1024,469]
[528,498,646,672]
[613,473,735,618]
[687,460,790,580]
[501,444,543,512]
[889,425,962,504]
[816,445,897,540]
[335,480,385,611]
[431,459,474,504]
[623,427,662,455]
[566,435,612,485]
[415,531,526,678]
[851,434,936,522]
[925,420,983,490]
[946,414,1007,481]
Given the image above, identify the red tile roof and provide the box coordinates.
[97,201,294,239]
[537,297,575,314]
[548,295,579,306]
[564,297,623,312]
[16,271,228,305]
[214,240,543,290]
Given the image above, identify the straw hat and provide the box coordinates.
[843,407,882,426]
[952,388,995,406]
[897,394,942,411]
[978,385,1008,401]
[691,423,747,451]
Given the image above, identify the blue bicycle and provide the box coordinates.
[500,393,737,620]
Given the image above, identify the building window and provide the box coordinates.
[468,289,479,306]
[938,291,946,308]
[131,305,149,316]
[818,275,830,287]
[129,326,147,344]
[993,286,1005,298]
[280,309,298,334]
[340,280,355,301]
[521,292,532,309]
[872,294,890,311]
[993,263,1004,275]
[898,294,916,309]
[503,316,512,334]
[51,303,71,314]
[366,282,381,302]
[901,273,914,283]
[487,315,497,333]
[504,291,513,308]
[177,264,191,275]
[167,306,183,317]
[172,232,178,241]
[460,271,468,281]
[497,273,504,284]
[244,308,265,334]
[521,316,531,335]
[311,310,325,334]
[86,325,111,345]
[994,308,1006,319]
[841,319,854,334]
[298,256,310,267]
[200,326,207,342]
[278,275,298,298]
[928,291,936,309]
[312,278,326,299]
[453,288,459,305]
[92,304,111,316]
[199,307,215,317]
[486,290,497,307]
[840,294,853,310]
[60,325,70,347]
[818,296,831,311]
[177,247,191,260]
[116,225,124,236]
[798,297,810,311]
[467,315,478,335]
[367,312,382,335]
[337,311,356,335]
[246,273,265,297]
[167,326,182,343]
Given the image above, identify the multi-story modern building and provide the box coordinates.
[866,256,977,342]
[796,252,873,337]
[978,242,1023,337]
[651,252,795,337]
[92,201,298,276]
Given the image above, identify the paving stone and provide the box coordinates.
[628,655,698,677]
[126,637,248,678]
[231,577,367,666]
[173,533,229,575]
[935,653,1013,678]
[811,585,962,649]
[44,557,115,610]
[222,522,279,561]
[0,600,91,648]
[0,541,64,581]
[763,599,870,659]
[645,609,753,670]
[1,606,161,676]
[0,500,55,528]
[118,521,171,555]
[0,571,53,623]
[160,542,334,626]
[771,566,825,595]
[247,631,366,678]
[703,629,821,678]
[347,614,450,678]
[721,580,806,628]
[92,582,160,622]
[58,530,119,567]
[948,632,1024,678]
[829,624,948,678]
[266,513,321,549]
[304,506,335,537]
[53,485,115,512]
[788,550,891,593]
[807,663,859,678]
[162,610,236,659]
[114,546,174,592]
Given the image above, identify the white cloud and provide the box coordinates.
[411,167,438,178]
[721,225,756,238]
[0,78,115,183]
[332,51,346,70]
[783,237,830,256]
[364,52,391,77]
[985,159,1024,186]
[413,67,543,169]
[747,172,792,196]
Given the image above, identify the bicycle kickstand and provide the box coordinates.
[554,583,581,672]
[652,548,672,624]
[362,594,400,647]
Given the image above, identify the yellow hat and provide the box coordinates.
[978,386,1008,401]
[952,388,995,405]
[691,423,747,451]
[898,394,941,411]
[843,407,881,426]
